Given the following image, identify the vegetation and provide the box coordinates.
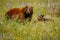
[0,0,60,40]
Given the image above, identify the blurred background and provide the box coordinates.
[0,0,60,40]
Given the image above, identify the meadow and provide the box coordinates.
[0,0,60,40]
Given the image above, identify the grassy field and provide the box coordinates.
[0,0,60,40]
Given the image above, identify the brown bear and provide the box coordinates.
[5,5,33,21]
[37,14,54,22]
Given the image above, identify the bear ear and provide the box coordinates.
[26,5,28,8]
[31,7,33,9]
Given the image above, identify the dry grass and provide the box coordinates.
[0,0,60,40]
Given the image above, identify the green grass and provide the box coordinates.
[0,0,60,40]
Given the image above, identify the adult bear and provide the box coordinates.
[5,5,33,21]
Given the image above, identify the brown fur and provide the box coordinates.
[37,14,54,22]
[5,6,33,21]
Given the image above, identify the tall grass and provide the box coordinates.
[0,0,60,40]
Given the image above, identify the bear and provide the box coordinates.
[37,14,54,22]
[5,5,33,22]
